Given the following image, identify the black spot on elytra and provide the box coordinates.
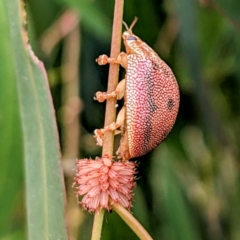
[167,99,174,110]
[152,62,159,71]
[162,130,169,139]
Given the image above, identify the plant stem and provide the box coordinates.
[91,209,105,240]
[113,203,153,240]
[102,0,124,156]
[91,0,124,239]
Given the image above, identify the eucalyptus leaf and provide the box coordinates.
[4,0,68,239]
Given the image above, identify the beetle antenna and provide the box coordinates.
[122,21,130,32]
[129,17,138,31]
[122,17,138,34]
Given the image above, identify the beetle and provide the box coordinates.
[94,18,180,160]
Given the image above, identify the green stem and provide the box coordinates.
[91,209,105,240]
[91,0,124,239]
[113,203,153,240]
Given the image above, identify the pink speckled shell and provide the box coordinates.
[126,54,179,158]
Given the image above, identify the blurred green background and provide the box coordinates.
[1,0,240,239]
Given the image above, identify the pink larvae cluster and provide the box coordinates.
[74,155,136,212]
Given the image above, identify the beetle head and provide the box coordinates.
[122,18,159,59]
[122,17,142,54]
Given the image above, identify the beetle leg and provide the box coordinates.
[116,78,126,100]
[96,52,128,69]
[94,79,126,102]
[116,129,131,161]
[96,54,119,65]
[94,106,126,146]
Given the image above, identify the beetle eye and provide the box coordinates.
[127,36,137,41]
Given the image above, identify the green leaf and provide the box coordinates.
[0,1,24,237]
[152,145,200,240]
[3,1,68,239]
